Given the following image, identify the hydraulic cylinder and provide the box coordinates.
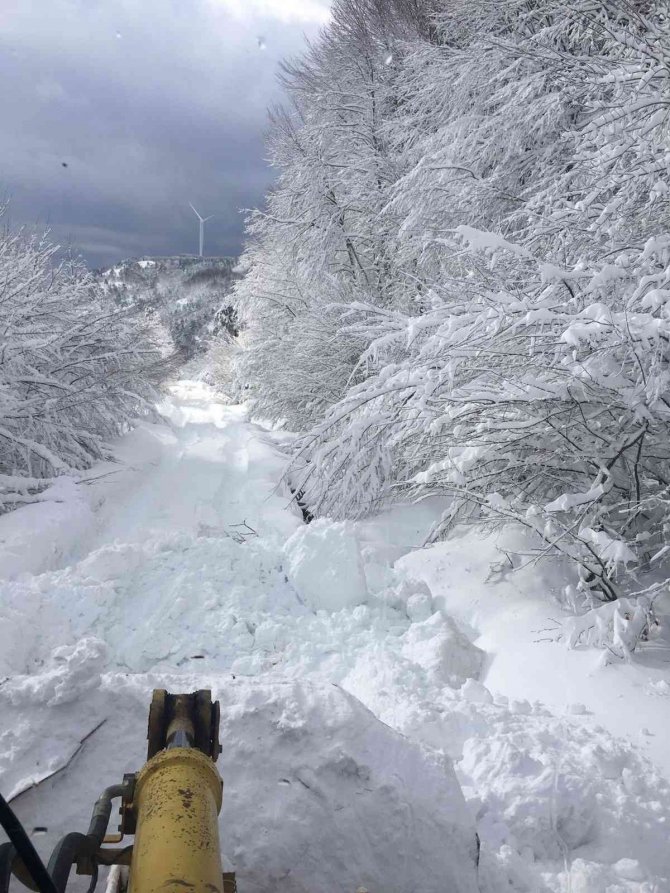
[128,746,224,893]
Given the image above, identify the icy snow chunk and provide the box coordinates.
[217,680,479,893]
[460,678,493,704]
[359,545,395,593]
[78,542,146,582]
[406,590,433,622]
[567,860,617,893]
[230,653,263,676]
[622,767,644,795]
[648,679,670,696]
[1,637,107,707]
[377,577,433,620]
[283,519,368,612]
[253,619,289,650]
[614,858,645,881]
[401,613,484,687]
[510,699,532,714]
[567,702,588,715]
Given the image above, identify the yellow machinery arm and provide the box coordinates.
[126,690,229,893]
[0,690,236,893]
[129,747,223,893]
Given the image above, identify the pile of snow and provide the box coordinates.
[459,694,670,889]
[401,611,484,687]
[217,679,479,893]
[2,384,670,892]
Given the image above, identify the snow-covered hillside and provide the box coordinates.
[2,384,670,892]
[100,256,240,357]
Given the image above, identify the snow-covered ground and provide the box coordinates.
[2,382,670,892]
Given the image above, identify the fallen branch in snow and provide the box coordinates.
[77,469,128,486]
[198,520,259,544]
[7,718,108,804]
[532,620,563,643]
[229,520,258,538]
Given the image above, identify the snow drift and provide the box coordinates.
[3,384,670,892]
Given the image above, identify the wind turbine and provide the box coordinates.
[189,202,214,257]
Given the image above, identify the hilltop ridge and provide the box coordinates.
[98,255,241,357]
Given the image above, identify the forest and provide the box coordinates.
[232,0,670,610]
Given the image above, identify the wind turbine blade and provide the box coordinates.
[189,202,203,221]
[203,215,214,222]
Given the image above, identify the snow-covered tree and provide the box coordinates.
[0,221,165,509]
[232,0,670,603]
[232,0,424,426]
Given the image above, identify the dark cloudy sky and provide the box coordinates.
[0,0,330,269]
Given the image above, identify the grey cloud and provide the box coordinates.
[0,0,328,267]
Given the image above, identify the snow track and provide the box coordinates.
[1,383,670,891]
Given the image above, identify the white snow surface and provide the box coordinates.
[2,382,670,892]
[284,519,369,612]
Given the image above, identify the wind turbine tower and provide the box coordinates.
[189,202,214,257]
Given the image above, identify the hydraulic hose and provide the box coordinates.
[0,783,126,893]
[0,794,58,893]
[47,784,126,893]
[47,833,93,893]
[86,785,126,847]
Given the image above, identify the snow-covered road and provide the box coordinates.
[1,383,670,892]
